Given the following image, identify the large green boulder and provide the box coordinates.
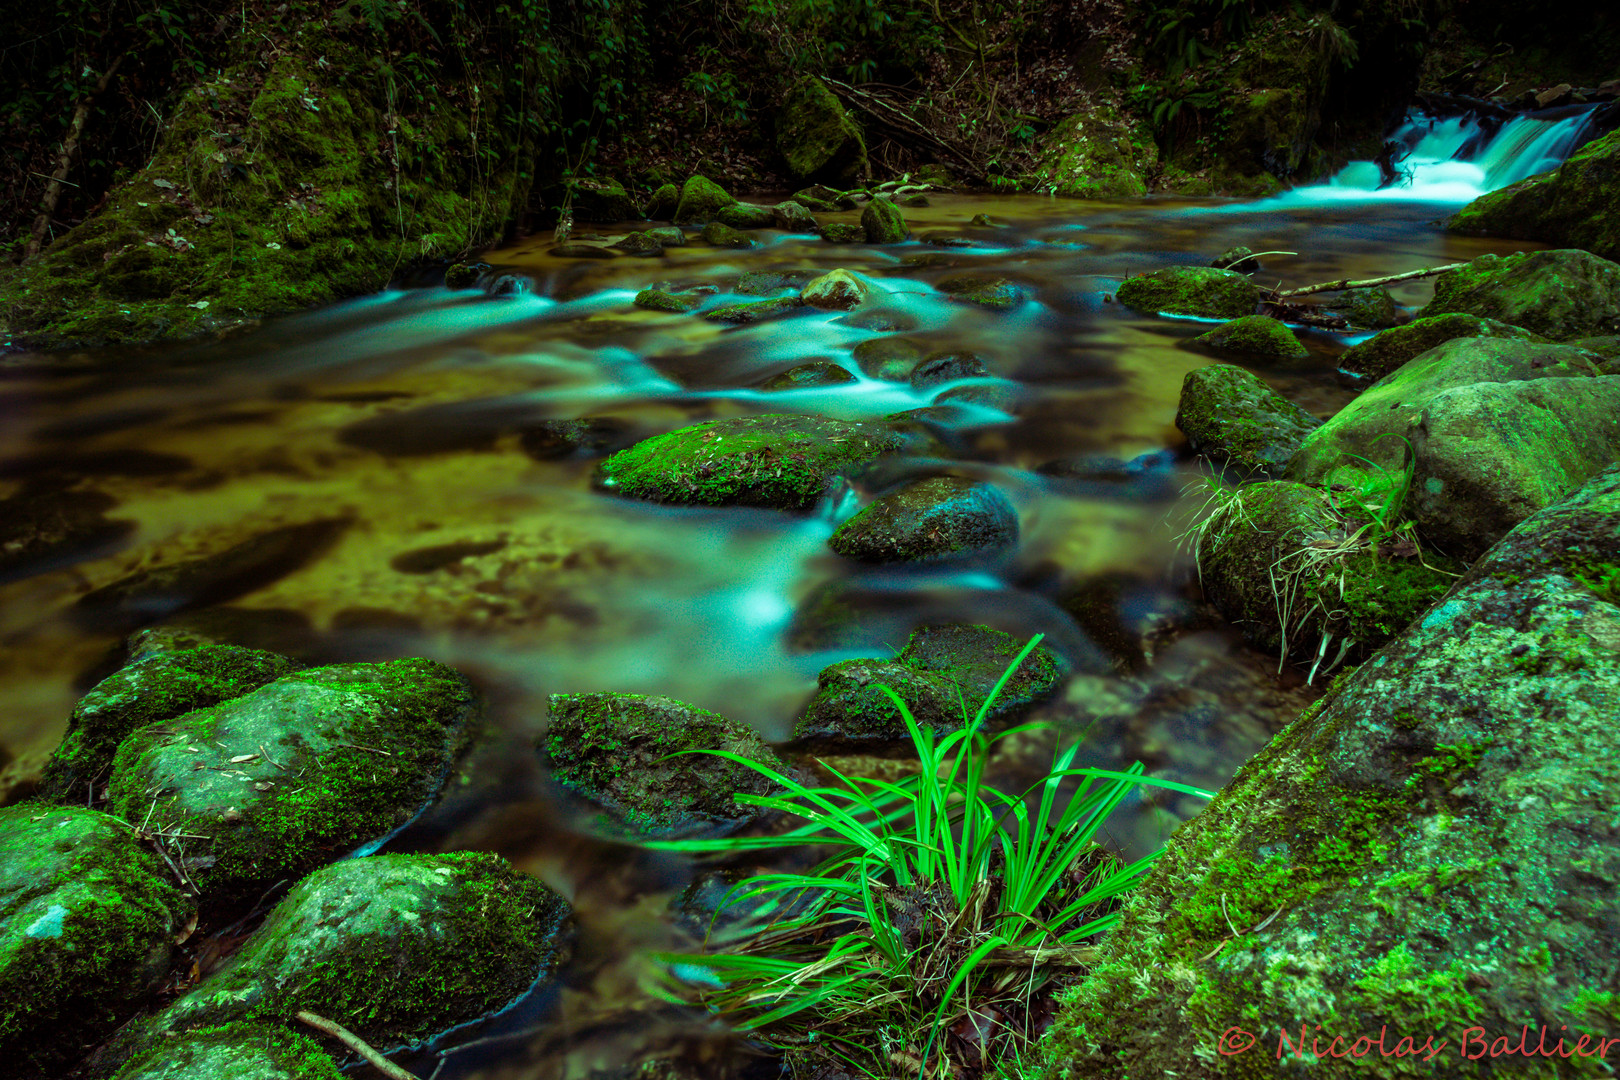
[1338,315,1544,383]
[110,1023,342,1080]
[1175,363,1321,478]
[861,197,908,243]
[672,174,737,226]
[1417,248,1620,341]
[828,476,1019,563]
[562,176,640,223]
[776,77,867,185]
[544,693,786,836]
[594,414,923,511]
[1447,128,1620,262]
[1190,315,1308,362]
[1043,464,1620,1077]
[0,806,194,1079]
[1116,267,1261,320]
[105,658,477,908]
[1030,105,1154,198]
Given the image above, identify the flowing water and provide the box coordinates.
[0,106,1595,1077]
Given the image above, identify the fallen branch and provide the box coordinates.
[27,54,125,258]
[822,77,986,181]
[295,1011,422,1080]
[1271,263,1466,300]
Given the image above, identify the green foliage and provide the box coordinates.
[647,636,1212,1075]
[1142,0,1257,79]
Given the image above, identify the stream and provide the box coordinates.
[0,103,1599,1078]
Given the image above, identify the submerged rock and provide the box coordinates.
[1447,128,1620,262]
[757,361,856,391]
[672,175,737,226]
[828,476,1019,564]
[1417,248,1620,340]
[1337,314,1544,382]
[820,221,866,244]
[0,806,193,1078]
[544,693,786,836]
[795,625,1066,744]
[106,853,569,1072]
[1115,267,1261,320]
[37,645,299,805]
[594,414,921,511]
[1045,465,1620,1077]
[800,268,869,310]
[442,261,489,289]
[910,350,990,390]
[736,269,816,295]
[934,274,1023,309]
[104,658,477,908]
[1190,314,1308,361]
[777,77,867,185]
[700,221,755,249]
[852,337,924,380]
[860,198,908,243]
[519,416,631,460]
[0,488,133,584]
[772,199,819,233]
[109,1022,342,1080]
[1175,363,1321,478]
[611,230,665,256]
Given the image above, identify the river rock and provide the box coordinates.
[672,175,737,226]
[564,177,639,223]
[103,853,569,1074]
[702,296,804,323]
[1211,246,1260,273]
[1175,363,1321,478]
[910,350,989,390]
[757,361,856,391]
[737,269,816,295]
[442,261,489,289]
[37,645,299,805]
[519,416,631,460]
[935,274,1023,309]
[820,221,865,244]
[716,202,776,230]
[595,414,923,511]
[1030,105,1153,198]
[104,658,477,908]
[772,199,819,233]
[1333,286,1399,329]
[828,476,1019,563]
[801,269,869,310]
[544,693,786,836]
[852,337,924,380]
[1115,267,1261,319]
[1337,314,1544,382]
[700,221,755,249]
[109,1023,341,1080]
[611,230,664,256]
[1044,464,1620,1077]
[0,488,133,584]
[794,625,1067,744]
[633,288,702,313]
[646,225,685,247]
[0,806,193,1079]
[1190,315,1308,361]
[1447,128,1620,262]
[937,382,1021,412]
[1417,248,1620,340]
[643,183,679,220]
[776,77,867,185]
[861,198,908,243]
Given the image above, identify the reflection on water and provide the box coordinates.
[0,188,1551,1076]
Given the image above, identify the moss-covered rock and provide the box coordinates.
[1043,464,1620,1078]
[736,269,816,295]
[820,221,866,244]
[1446,128,1620,262]
[633,288,702,313]
[776,77,867,185]
[716,202,776,230]
[646,225,685,247]
[910,350,990,390]
[105,658,477,909]
[1338,315,1544,382]
[1175,363,1321,478]
[105,853,569,1073]
[37,645,299,805]
[543,693,786,836]
[800,268,869,310]
[518,416,631,460]
[1417,248,1620,340]
[1030,104,1155,197]
[1191,314,1308,362]
[701,296,804,323]
[594,413,920,511]
[771,200,819,233]
[563,176,640,223]
[644,183,680,220]
[109,1022,342,1080]
[1116,267,1261,320]
[828,476,1019,564]
[860,198,908,243]
[0,806,193,1079]
[756,361,856,391]
[443,261,490,289]
[672,175,737,226]
[700,221,755,249]
[794,624,1067,744]
[0,488,133,583]
[611,230,665,256]
[1333,286,1400,329]
[934,274,1023,310]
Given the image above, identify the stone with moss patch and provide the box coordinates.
[770,200,818,233]
[1418,248,1620,340]
[38,645,299,805]
[1030,105,1155,198]
[829,476,1018,564]
[109,1021,342,1080]
[736,269,815,295]
[700,221,754,249]
[860,198,908,244]
[672,175,737,226]
[1116,267,1261,320]
[1447,129,1620,262]
[776,77,867,185]
[801,269,869,310]
[716,202,776,230]
[1175,363,1321,478]
[820,221,865,244]
[934,274,1022,310]
[105,658,477,909]
[757,362,856,391]
[794,624,1068,744]
[594,414,922,511]
[1191,315,1308,362]
[544,693,786,836]
[612,231,665,256]
[644,183,680,220]
[0,806,193,1078]
[633,288,702,314]
[1338,315,1544,382]
[1043,465,1620,1078]
[563,177,640,224]
[701,296,804,324]
[105,853,568,1074]
[852,337,925,380]
[910,350,989,390]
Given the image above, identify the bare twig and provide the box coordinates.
[1271,263,1466,299]
[295,1011,422,1080]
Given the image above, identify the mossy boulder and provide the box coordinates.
[716,202,776,230]
[646,225,685,247]
[37,645,299,805]
[594,414,921,511]
[612,230,665,256]
[736,269,816,295]
[820,221,866,244]
[1116,267,1261,320]
[757,361,856,391]
[772,200,820,233]
[1417,248,1620,340]
[0,806,194,1079]
[860,198,909,244]
[0,488,133,583]
[563,176,640,223]
[828,476,1019,564]
[1191,315,1308,362]
[1044,464,1620,1077]
[795,625,1067,744]
[1338,315,1544,383]
[633,288,703,313]
[109,1022,342,1080]
[672,175,737,226]
[801,269,869,310]
[643,182,680,220]
[701,296,805,323]
[442,261,489,289]
[776,77,868,185]
[934,274,1023,310]
[1447,128,1620,262]
[1175,363,1321,478]
[1333,286,1400,329]
[544,693,786,836]
[105,853,569,1073]
[104,658,477,908]
[1030,105,1155,197]
[700,221,755,249]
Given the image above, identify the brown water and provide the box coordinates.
[0,192,1536,1077]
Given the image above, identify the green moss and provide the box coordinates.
[672,174,737,225]
[633,288,702,313]
[1304,552,1465,647]
[1116,267,1262,320]
[860,197,908,243]
[1338,315,1545,382]
[776,77,868,184]
[1031,106,1154,198]
[701,296,804,323]
[110,1021,343,1080]
[1418,249,1620,341]
[934,274,1022,309]
[1192,315,1308,361]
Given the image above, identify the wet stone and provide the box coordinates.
[700,221,755,249]
[389,538,508,574]
[484,273,530,295]
[736,269,817,295]
[634,288,703,314]
[828,475,1019,564]
[673,175,737,226]
[519,416,632,460]
[548,243,615,259]
[1337,314,1544,382]
[918,231,976,248]
[442,261,489,289]
[852,337,925,380]
[1175,363,1321,478]
[1116,266,1261,320]
[104,658,478,909]
[109,1022,342,1080]
[1190,315,1308,362]
[801,268,869,310]
[910,350,990,390]
[716,202,776,230]
[835,308,916,332]
[611,231,664,256]
[936,382,1021,412]
[819,221,865,244]
[645,226,686,247]
[861,198,908,243]
[934,274,1024,309]
[701,296,805,324]
[757,361,857,391]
